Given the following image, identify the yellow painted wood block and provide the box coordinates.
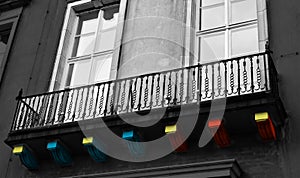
[13,145,24,154]
[255,112,269,122]
[165,125,177,134]
[82,137,94,145]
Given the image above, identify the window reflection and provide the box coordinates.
[231,25,259,56]
[200,4,225,30]
[200,32,225,63]
[231,0,257,24]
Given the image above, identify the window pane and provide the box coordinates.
[73,35,95,57]
[69,60,92,86]
[101,12,119,30]
[201,4,225,30]
[200,32,225,63]
[231,0,257,24]
[77,12,99,34]
[91,54,112,83]
[95,29,116,52]
[201,0,224,7]
[231,25,259,56]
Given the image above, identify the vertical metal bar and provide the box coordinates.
[52,93,60,125]
[104,82,111,116]
[93,84,100,118]
[237,59,241,95]
[173,72,178,105]
[211,64,215,100]
[250,56,254,93]
[263,53,269,91]
[162,74,166,107]
[82,87,90,120]
[72,88,79,122]
[150,75,155,108]
[137,77,143,110]
[186,68,190,103]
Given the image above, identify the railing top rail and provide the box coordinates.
[19,52,269,99]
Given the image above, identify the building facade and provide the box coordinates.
[0,0,299,177]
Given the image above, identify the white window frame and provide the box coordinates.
[49,0,128,91]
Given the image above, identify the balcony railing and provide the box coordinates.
[10,52,278,131]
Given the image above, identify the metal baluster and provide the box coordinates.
[67,89,74,121]
[52,92,60,125]
[216,63,222,97]
[199,65,203,102]
[132,79,138,109]
[203,65,209,100]
[263,53,269,91]
[58,90,69,123]
[46,94,54,124]
[149,75,155,108]
[104,82,111,116]
[179,69,185,103]
[109,83,116,115]
[242,58,248,93]
[162,74,166,107]
[224,61,228,97]
[137,77,143,110]
[255,56,262,90]
[127,80,133,112]
[99,84,105,116]
[155,75,161,107]
[143,76,149,108]
[173,71,178,105]
[82,87,90,120]
[23,98,32,129]
[72,89,80,121]
[120,80,127,112]
[191,69,196,101]
[40,95,50,126]
[78,88,84,119]
[167,72,172,105]
[87,86,95,117]
[229,61,235,95]
[93,84,100,118]
[250,57,255,93]
[114,81,122,113]
[186,68,191,103]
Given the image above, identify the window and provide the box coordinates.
[0,8,22,85]
[195,0,268,63]
[50,0,126,90]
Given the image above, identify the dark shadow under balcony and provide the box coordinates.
[5,52,286,159]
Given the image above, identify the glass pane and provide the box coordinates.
[77,12,99,34]
[91,54,112,83]
[231,25,259,56]
[201,4,225,30]
[200,32,225,63]
[73,35,95,57]
[101,12,119,30]
[201,0,224,7]
[69,60,92,86]
[95,29,116,52]
[231,0,257,24]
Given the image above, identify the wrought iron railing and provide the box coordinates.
[10,52,278,131]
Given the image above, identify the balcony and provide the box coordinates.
[5,52,286,166]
